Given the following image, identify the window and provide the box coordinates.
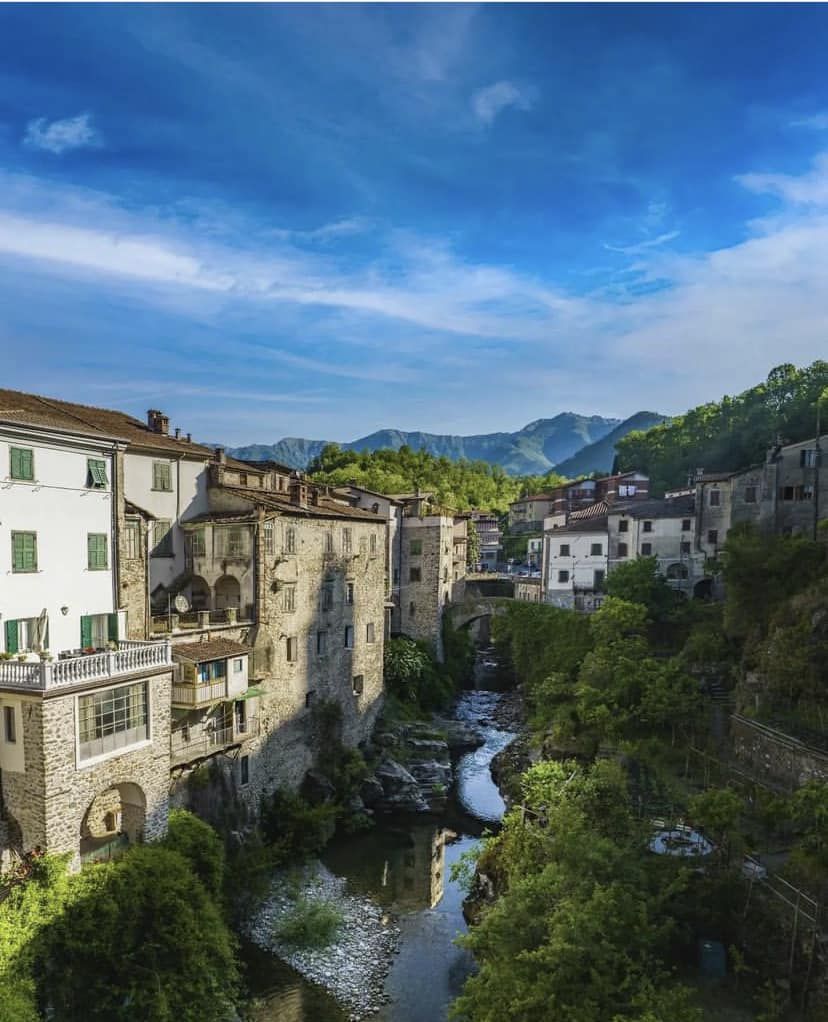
[80,613,116,649]
[5,617,49,654]
[285,527,296,554]
[618,519,629,533]
[680,541,692,555]
[263,521,274,555]
[709,489,721,507]
[799,485,815,501]
[594,570,605,590]
[557,570,570,583]
[342,528,353,554]
[316,631,327,656]
[233,658,244,673]
[744,486,757,504]
[780,486,795,502]
[800,449,818,468]
[283,585,296,612]
[215,527,246,558]
[11,531,37,572]
[325,531,334,554]
[86,458,108,489]
[559,544,570,556]
[366,622,376,644]
[641,542,653,555]
[346,582,355,605]
[352,675,364,696]
[370,533,378,556]
[681,519,691,531]
[152,461,172,491]
[286,636,298,662]
[124,521,140,560]
[152,519,173,557]
[190,528,206,558]
[4,706,16,744]
[9,446,34,481]
[590,543,602,556]
[77,681,148,762]
[87,533,108,571]
[321,585,334,612]
[240,755,249,786]
[642,520,653,533]
[707,529,718,545]
[239,472,248,487]
[409,567,421,582]
[344,626,354,649]
[305,691,316,709]
[617,542,628,558]
[410,539,422,556]
[197,659,226,683]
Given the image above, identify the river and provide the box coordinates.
[244,685,515,1022]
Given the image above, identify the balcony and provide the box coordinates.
[0,640,173,693]
[149,606,254,636]
[170,716,259,766]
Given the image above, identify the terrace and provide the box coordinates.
[0,640,173,692]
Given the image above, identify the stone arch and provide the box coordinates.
[189,575,211,611]
[694,577,713,599]
[80,782,146,864]
[214,574,241,610]
[666,562,689,580]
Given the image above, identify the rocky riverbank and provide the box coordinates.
[247,861,401,1021]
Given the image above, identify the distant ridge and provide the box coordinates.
[229,411,667,476]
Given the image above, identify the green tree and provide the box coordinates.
[163,809,225,898]
[605,557,677,622]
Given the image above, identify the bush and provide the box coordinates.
[163,809,225,898]
[275,896,343,948]
[260,789,337,864]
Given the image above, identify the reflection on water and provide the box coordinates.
[244,689,513,1022]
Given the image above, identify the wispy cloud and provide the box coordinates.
[790,112,828,130]
[736,151,828,206]
[603,231,680,255]
[471,81,535,125]
[22,113,102,154]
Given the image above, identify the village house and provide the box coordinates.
[0,393,174,869]
[469,512,501,572]
[513,471,650,534]
[541,507,609,611]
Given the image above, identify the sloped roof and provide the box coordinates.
[228,487,385,523]
[569,500,610,521]
[611,495,695,519]
[172,638,252,662]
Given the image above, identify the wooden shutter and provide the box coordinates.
[107,614,119,642]
[12,532,37,571]
[5,619,18,654]
[11,447,33,480]
[80,616,93,649]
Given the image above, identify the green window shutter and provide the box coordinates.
[153,462,171,491]
[107,613,119,642]
[10,447,34,481]
[12,532,37,572]
[80,616,92,648]
[87,459,108,488]
[87,534,108,570]
[5,619,19,655]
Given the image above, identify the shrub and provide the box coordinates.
[260,789,337,864]
[163,809,225,898]
[275,896,343,948]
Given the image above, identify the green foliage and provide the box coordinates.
[260,789,337,864]
[442,617,475,690]
[466,518,481,567]
[605,557,678,623]
[789,781,828,858]
[687,788,743,857]
[163,809,225,898]
[308,443,532,512]
[384,635,455,711]
[32,846,238,1022]
[616,360,828,494]
[274,896,344,948]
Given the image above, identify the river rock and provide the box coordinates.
[408,759,452,790]
[301,768,337,805]
[359,775,385,807]
[433,718,486,753]
[374,758,430,812]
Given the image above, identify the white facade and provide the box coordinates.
[543,523,609,610]
[1,424,122,656]
[608,505,702,591]
[123,450,210,602]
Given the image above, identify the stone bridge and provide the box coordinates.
[449,578,514,638]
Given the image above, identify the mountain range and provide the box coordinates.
[228,411,666,476]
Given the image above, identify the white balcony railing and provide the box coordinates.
[0,640,173,692]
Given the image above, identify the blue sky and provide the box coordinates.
[1,4,828,445]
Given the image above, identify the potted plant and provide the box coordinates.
[16,653,29,662]
[38,651,54,662]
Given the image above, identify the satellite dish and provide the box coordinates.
[174,594,190,613]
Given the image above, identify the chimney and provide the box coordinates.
[174,428,181,440]
[214,446,227,465]
[147,409,169,435]
[186,433,192,443]
[290,480,309,508]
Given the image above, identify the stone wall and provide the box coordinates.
[115,450,151,640]
[730,714,828,791]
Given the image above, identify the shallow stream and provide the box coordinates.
[244,685,515,1022]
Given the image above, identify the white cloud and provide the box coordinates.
[22,113,102,155]
[604,231,680,255]
[471,81,535,125]
[736,151,828,206]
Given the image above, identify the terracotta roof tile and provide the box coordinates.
[172,638,252,661]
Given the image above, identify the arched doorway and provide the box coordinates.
[80,782,146,865]
[694,578,713,599]
[214,575,241,611]
[190,576,211,611]
[666,563,689,580]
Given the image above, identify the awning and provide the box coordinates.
[235,686,264,700]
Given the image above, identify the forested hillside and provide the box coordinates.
[616,361,828,495]
[308,443,567,512]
